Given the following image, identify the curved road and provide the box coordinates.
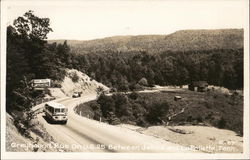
[37,94,196,153]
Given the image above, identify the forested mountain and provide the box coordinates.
[49,29,243,54]
[48,29,244,91]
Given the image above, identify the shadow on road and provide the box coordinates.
[42,115,66,125]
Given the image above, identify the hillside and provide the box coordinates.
[49,69,109,98]
[6,113,71,152]
[75,89,243,135]
[49,29,243,54]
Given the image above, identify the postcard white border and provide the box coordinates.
[1,0,249,159]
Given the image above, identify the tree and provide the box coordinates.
[13,10,52,40]
[90,102,103,121]
[56,41,71,67]
[97,94,115,117]
[217,117,226,129]
[146,68,155,87]
[147,101,170,124]
[112,93,129,117]
[12,10,54,78]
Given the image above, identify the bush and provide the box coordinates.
[129,91,139,100]
[97,94,115,117]
[106,112,120,125]
[90,102,101,111]
[129,83,143,91]
[138,77,148,86]
[90,102,103,120]
[51,80,62,88]
[217,117,226,129]
[136,117,149,127]
[118,83,129,92]
[147,101,170,124]
[196,115,203,123]
[12,110,36,138]
[186,115,193,122]
[70,72,79,82]
[96,86,104,96]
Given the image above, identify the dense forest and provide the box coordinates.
[68,48,243,91]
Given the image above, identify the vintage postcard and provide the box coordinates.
[1,0,249,159]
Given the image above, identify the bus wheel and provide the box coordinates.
[62,121,67,125]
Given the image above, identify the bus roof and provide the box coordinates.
[46,101,66,109]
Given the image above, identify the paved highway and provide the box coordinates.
[37,94,196,153]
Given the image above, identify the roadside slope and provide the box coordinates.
[49,69,109,98]
[6,114,33,152]
[6,113,71,152]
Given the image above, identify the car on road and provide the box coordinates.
[72,92,81,98]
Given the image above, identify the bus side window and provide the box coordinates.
[49,106,52,113]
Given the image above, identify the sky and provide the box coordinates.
[3,0,248,40]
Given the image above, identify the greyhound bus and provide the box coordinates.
[44,101,68,124]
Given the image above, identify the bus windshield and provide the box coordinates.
[54,108,67,113]
[55,108,60,113]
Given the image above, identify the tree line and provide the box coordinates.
[67,48,243,91]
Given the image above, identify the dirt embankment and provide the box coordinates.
[6,113,71,152]
[117,124,243,153]
[6,114,33,152]
[49,69,109,98]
